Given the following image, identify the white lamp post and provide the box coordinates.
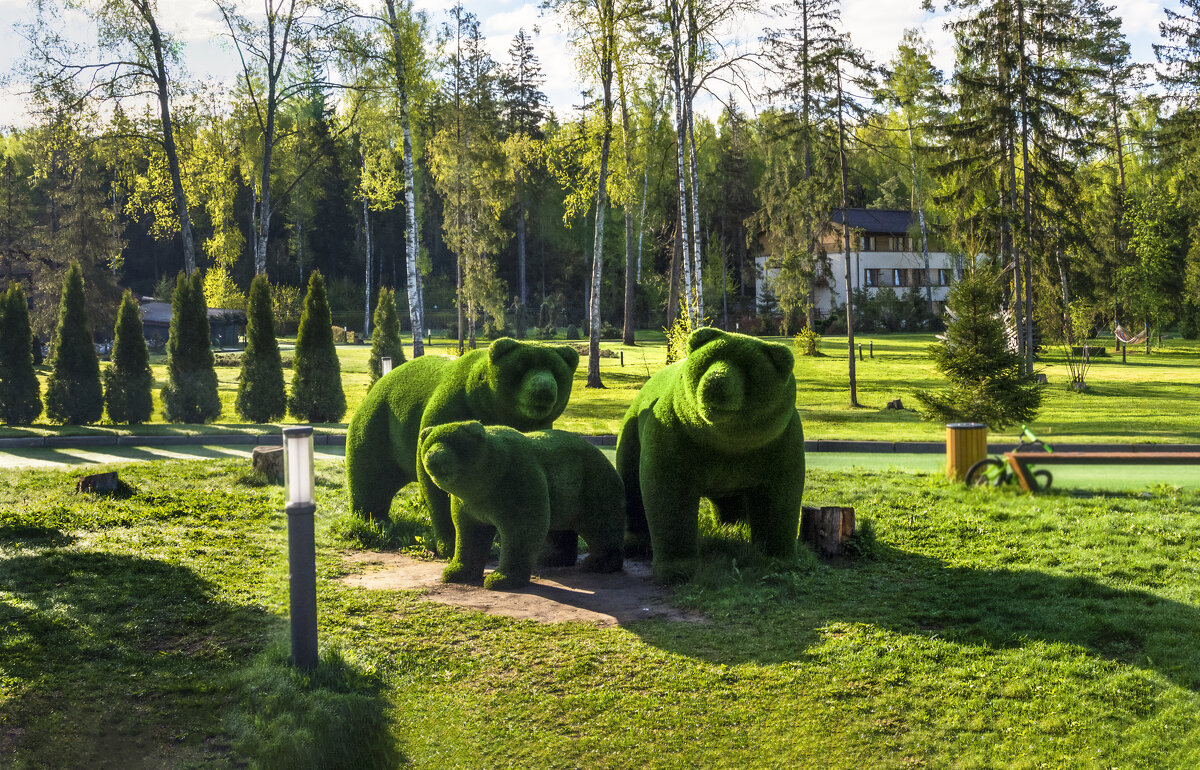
[283,426,318,669]
[381,356,392,375]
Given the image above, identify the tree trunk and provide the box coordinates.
[363,192,372,339]
[838,63,858,408]
[618,63,637,346]
[145,8,194,275]
[671,51,693,325]
[384,0,424,356]
[686,90,703,326]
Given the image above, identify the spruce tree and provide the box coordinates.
[0,284,43,425]
[163,270,221,423]
[914,266,1043,429]
[236,274,286,422]
[368,287,405,385]
[44,261,103,424]
[104,289,153,425]
[288,271,346,422]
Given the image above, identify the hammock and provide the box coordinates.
[1113,323,1147,346]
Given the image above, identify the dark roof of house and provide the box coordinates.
[139,301,247,326]
[830,208,914,234]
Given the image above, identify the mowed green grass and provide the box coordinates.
[2,458,1199,767]
[6,332,1200,445]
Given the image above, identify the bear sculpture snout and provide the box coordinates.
[697,362,745,417]
[520,370,559,413]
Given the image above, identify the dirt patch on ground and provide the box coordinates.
[337,551,707,627]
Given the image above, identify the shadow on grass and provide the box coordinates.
[0,548,401,769]
[630,542,1200,693]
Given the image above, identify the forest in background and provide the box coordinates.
[2,0,1200,375]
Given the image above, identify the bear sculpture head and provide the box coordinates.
[479,338,579,430]
[420,420,490,497]
[677,328,797,450]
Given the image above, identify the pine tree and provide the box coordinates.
[104,289,153,424]
[0,284,43,425]
[288,271,346,423]
[368,286,405,385]
[914,266,1043,429]
[236,274,287,423]
[163,270,221,423]
[44,261,103,424]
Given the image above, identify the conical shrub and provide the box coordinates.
[0,283,43,425]
[104,289,153,424]
[288,271,345,422]
[236,274,286,422]
[163,270,221,423]
[368,287,405,385]
[44,261,103,424]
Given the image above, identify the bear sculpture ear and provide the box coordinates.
[463,420,486,437]
[764,341,794,377]
[686,326,725,354]
[556,345,580,372]
[419,426,434,444]
[488,337,519,362]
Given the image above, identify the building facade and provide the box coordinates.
[756,208,961,319]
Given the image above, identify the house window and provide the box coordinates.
[859,235,876,251]
[938,269,951,285]
[865,269,880,287]
[893,268,907,287]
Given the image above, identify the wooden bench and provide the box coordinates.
[1005,451,1200,492]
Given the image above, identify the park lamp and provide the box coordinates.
[381,356,392,375]
[282,426,318,670]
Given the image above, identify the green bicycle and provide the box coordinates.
[964,425,1055,490]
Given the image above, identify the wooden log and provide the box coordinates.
[800,505,856,557]
[76,471,120,495]
[252,445,285,482]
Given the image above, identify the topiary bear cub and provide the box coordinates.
[345,338,579,555]
[420,421,625,590]
[616,328,805,583]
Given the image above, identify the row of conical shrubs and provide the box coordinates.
[0,263,405,426]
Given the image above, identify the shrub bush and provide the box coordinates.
[793,327,821,356]
[236,274,286,423]
[0,283,43,425]
[288,271,346,423]
[103,290,153,424]
[565,324,580,340]
[600,321,621,340]
[163,270,221,423]
[331,325,348,344]
[536,324,557,340]
[44,261,103,425]
[271,283,304,335]
[368,288,405,385]
[913,265,1042,429]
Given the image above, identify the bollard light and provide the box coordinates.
[282,426,318,669]
[381,356,393,375]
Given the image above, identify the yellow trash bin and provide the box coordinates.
[946,422,988,481]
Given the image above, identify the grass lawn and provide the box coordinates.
[3,457,1199,767]
[6,332,1200,446]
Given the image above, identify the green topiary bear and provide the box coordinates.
[616,327,805,583]
[345,338,579,554]
[420,420,625,590]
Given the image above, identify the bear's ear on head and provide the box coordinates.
[419,426,434,444]
[686,326,725,354]
[488,337,520,363]
[462,420,486,438]
[763,341,794,377]
[556,345,580,372]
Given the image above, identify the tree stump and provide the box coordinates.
[886,398,903,410]
[800,506,856,557]
[76,472,120,495]
[252,446,285,482]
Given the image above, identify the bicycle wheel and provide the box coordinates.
[1032,469,1053,491]
[965,457,1006,487]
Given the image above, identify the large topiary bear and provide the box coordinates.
[616,327,805,582]
[420,420,625,589]
[345,338,579,553]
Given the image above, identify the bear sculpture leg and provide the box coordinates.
[442,514,497,585]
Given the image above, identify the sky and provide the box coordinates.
[0,0,1176,129]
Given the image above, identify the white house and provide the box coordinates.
[756,208,961,318]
